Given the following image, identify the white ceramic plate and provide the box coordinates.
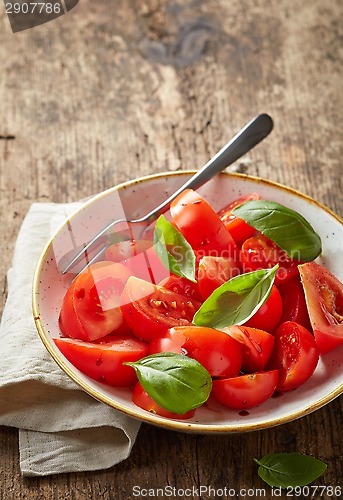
[33,172,343,433]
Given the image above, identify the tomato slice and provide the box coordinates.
[197,256,241,300]
[170,189,237,259]
[217,193,261,243]
[149,326,242,378]
[240,233,301,285]
[59,261,133,341]
[244,285,283,333]
[223,325,275,372]
[105,239,169,284]
[159,275,202,301]
[278,275,311,331]
[268,321,319,391]
[120,277,201,342]
[299,262,343,353]
[132,382,195,419]
[212,370,279,410]
[54,334,149,387]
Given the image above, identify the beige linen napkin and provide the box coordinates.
[0,203,141,476]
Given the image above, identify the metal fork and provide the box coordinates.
[62,113,273,274]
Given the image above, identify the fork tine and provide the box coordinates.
[62,217,127,274]
[67,244,109,281]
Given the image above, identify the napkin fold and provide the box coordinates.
[0,203,141,476]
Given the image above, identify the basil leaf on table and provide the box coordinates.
[232,200,322,262]
[154,215,196,283]
[254,452,327,488]
[193,265,278,329]
[125,353,212,414]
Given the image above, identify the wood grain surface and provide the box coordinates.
[0,0,342,499]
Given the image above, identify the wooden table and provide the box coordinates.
[0,1,342,498]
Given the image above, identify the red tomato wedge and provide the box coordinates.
[170,189,237,258]
[197,256,241,300]
[132,382,195,419]
[105,239,169,284]
[54,335,149,387]
[240,233,301,285]
[223,325,275,372]
[212,370,279,410]
[217,193,261,243]
[268,321,319,391]
[149,326,242,378]
[59,261,132,342]
[244,285,283,333]
[159,275,202,301]
[120,277,201,342]
[299,262,343,354]
[278,275,311,331]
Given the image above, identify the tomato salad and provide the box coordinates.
[55,189,343,419]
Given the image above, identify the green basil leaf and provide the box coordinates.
[154,215,196,283]
[125,352,212,414]
[254,453,327,488]
[232,200,322,262]
[193,265,278,329]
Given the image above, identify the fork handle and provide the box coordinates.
[137,113,273,223]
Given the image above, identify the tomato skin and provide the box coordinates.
[54,335,149,387]
[244,285,283,333]
[217,193,261,243]
[212,370,279,410]
[170,189,237,258]
[299,262,343,354]
[268,321,319,391]
[223,325,275,372]
[59,261,133,342]
[159,275,202,301]
[149,326,242,378]
[132,382,195,419]
[105,239,169,284]
[197,256,241,301]
[120,277,201,342]
[59,278,86,341]
[278,276,311,331]
[240,234,301,285]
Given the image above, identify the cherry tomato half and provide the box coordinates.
[217,193,261,243]
[244,285,283,333]
[240,233,301,285]
[170,189,237,259]
[223,325,275,372]
[299,262,343,354]
[54,334,149,387]
[149,326,242,378]
[278,275,311,331]
[59,261,132,342]
[132,382,195,419]
[197,256,241,300]
[159,275,202,301]
[268,321,319,392]
[105,239,169,284]
[120,276,201,342]
[212,370,279,410]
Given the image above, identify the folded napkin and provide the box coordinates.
[0,203,141,476]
